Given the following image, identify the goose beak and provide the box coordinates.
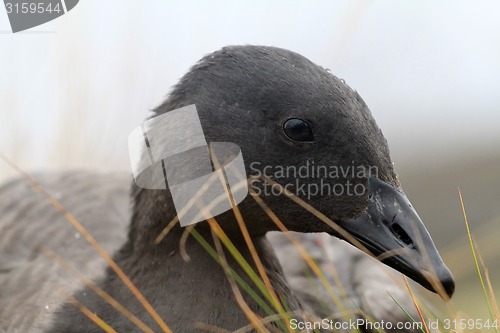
[337,177,455,298]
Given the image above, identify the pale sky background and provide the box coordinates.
[0,0,499,320]
[1,0,499,181]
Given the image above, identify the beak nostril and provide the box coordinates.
[391,223,414,248]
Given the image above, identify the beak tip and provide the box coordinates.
[441,271,455,299]
[427,266,455,299]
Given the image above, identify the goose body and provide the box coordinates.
[0,172,129,332]
[0,173,419,332]
[0,45,453,332]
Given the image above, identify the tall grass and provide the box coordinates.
[1,154,498,332]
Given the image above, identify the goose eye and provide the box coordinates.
[283,118,315,142]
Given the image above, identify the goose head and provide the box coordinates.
[145,45,454,298]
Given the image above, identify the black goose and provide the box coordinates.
[0,45,454,332]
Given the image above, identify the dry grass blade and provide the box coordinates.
[248,183,350,318]
[154,158,226,245]
[180,225,195,262]
[459,188,497,332]
[258,176,415,289]
[0,154,172,333]
[485,269,500,325]
[208,218,270,333]
[187,227,279,319]
[154,158,244,246]
[175,183,291,329]
[232,312,303,333]
[260,175,454,302]
[316,243,351,305]
[209,149,293,332]
[403,276,429,333]
[473,236,500,324]
[387,293,421,333]
[66,294,117,333]
[41,247,156,333]
[259,175,376,258]
[154,216,179,245]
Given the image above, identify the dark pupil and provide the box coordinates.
[283,118,314,142]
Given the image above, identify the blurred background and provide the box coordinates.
[1,0,499,323]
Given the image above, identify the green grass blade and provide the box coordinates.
[459,189,498,333]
